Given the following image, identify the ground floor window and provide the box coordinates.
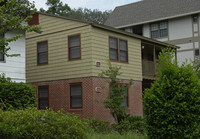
[70,83,82,109]
[38,86,49,109]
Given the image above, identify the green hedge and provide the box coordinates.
[143,49,200,138]
[0,74,36,110]
[0,108,88,139]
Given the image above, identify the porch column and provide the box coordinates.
[153,45,156,74]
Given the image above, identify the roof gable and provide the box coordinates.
[105,0,200,28]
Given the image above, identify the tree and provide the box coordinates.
[40,0,71,16]
[0,0,40,56]
[143,48,200,138]
[68,8,112,24]
[99,60,132,123]
[40,0,112,24]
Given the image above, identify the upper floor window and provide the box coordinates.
[109,37,128,62]
[37,41,48,65]
[68,34,81,60]
[0,34,4,61]
[151,21,168,38]
[70,83,82,109]
[38,86,49,109]
[195,49,199,56]
[192,15,198,23]
[28,13,39,26]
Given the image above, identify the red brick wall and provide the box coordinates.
[32,77,143,122]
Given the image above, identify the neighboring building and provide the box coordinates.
[105,0,200,64]
[0,31,26,82]
[26,12,176,122]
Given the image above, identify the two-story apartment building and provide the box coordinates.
[105,0,200,64]
[0,31,26,82]
[26,12,176,122]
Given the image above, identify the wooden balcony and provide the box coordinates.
[142,59,158,79]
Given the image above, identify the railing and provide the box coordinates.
[142,60,158,77]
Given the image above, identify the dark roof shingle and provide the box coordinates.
[105,0,200,28]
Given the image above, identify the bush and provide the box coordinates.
[85,118,111,133]
[112,116,146,135]
[143,49,200,138]
[0,74,36,110]
[0,108,88,139]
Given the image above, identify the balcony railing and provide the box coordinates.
[142,60,158,78]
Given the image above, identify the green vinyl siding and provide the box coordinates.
[91,27,142,81]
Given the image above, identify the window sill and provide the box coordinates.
[37,63,48,66]
[69,109,82,112]
[68,58,81,61]
[152,36,168,39]
[110,59,129,64]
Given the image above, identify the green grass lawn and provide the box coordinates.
[88,132,148,139]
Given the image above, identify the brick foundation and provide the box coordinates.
[32,77,143,122]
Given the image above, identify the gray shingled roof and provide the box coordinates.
[105,0,200,28]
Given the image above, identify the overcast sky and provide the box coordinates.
[30,0,141,11]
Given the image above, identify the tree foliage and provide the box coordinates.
[68,8,112,24]
[40,0,112,24]
[0,74,36,111]
[40,0,71,16]
[99,60,132,123]
[0,0,40,56]
[143,48,200,138]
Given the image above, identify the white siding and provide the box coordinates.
[177,50,194,65]
[156,38,168,42]
[143,24,150,38]
[199,14,200,35]
[125,27,132,33]
[178,43,193,51]
[0,30,25,82]
[169,16,193,40]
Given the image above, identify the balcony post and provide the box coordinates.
[153,45,156,74]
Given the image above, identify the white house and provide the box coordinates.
[105,0,200,64]
[0,30,26,82]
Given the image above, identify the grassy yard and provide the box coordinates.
[88,132,148,139]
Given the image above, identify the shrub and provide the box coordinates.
[0,73,11,83]
[99,60,132,123]
[0,108,88,139]
[143,48,200,138]
[112,116,146,135]
[85,118,111,133]
[0,73,36,110]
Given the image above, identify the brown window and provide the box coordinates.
[70,83,82,109]
[109,37,118,60]
[68,34,81,60]
[0,49,4,61]
[195,49,199,56]
[192,15,198,23]
[119,39,128,62]
[38,86,49,109]
[151,21,168,38]
[37,41,48,65]
[0,34,4,61]
[110,84,129,107]
[109,37,128,62]
[121,84,128,107]
[28,13,39,26]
